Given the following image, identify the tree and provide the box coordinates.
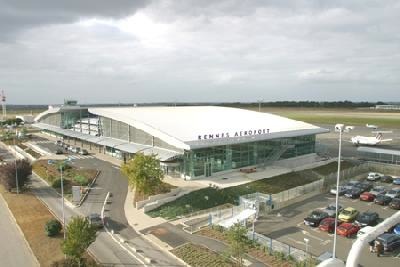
[62,216,97,265]
[226,223,249,267]
[0,159,32,191]
[121,153,164,196]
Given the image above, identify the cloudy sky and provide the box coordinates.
[1,0,399,104]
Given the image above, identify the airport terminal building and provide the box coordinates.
[34,103,328,179]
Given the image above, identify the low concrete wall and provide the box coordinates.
[136,188,181,209]
[143,193,185,212]
[14,145,35,162]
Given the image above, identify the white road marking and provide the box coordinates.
[301,230,325,242]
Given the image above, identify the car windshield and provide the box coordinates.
[310,212,322,218]
[373,187,384,192]
[342,210,352,215]
[327,205,335,210]
[359,213,373,220]
[321,220,331,226]
[392,198,400,204]
[387,190,396,194]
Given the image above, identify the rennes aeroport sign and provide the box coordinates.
[198,128,270,140]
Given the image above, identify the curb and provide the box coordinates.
[77,170,101,207]
[0,192,40,267]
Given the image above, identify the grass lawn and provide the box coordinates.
[147,171,319,219]
[32,160,98,199]
[147,160,357,219]
[245,107,400,129]
[0,185,65,266]
[172,243,233,267]
[312,161,357,176]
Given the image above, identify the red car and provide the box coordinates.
[360,192,375,202]
[337,223,360,238]
[319,218,341,233]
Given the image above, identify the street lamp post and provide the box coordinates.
[332,124,354,259]
[13,135,19,194]
[60,163,66,240]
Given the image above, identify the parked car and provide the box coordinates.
[330,186,347,196]
[393,223,400,235]
[393,177,400,185]
[63,144,70,150]
[79,149,89,155]
[356,181,373,192]
[338,207,359,222]
[367,172,383,181]
[374,194,392,205]
[357,226,374,238]
[344,180,361,189]
[389,198,400,210]
[376,233,400,251]
[71,147,81,153]
[87,213,103,229]
[304,210,329,227]
[360,192,375,202]
[355,212,379,227]
[385,188,400,199]
[337,223,360,238]
[55,148,64,155]
[344,187,363,199]
[369,186,386,196]
[319,218,341,233]
[381,175,393,183]
[322,203,343,217]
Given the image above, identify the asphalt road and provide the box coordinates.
[32,139,183,266]
[316,123,400,159]
[0,195,39,267]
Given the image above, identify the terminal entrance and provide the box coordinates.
[204,162,212,177]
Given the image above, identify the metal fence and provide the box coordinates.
[247,231,309,262]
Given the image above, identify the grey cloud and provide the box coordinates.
[0,0,148,41]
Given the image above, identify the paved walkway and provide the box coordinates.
[0,195,39,267]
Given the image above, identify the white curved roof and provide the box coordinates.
[89,106,326,150]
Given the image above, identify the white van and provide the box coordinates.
[357,226,374,238]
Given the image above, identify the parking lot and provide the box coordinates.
[255,177,400,267]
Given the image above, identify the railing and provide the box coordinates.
[247,231,309,262]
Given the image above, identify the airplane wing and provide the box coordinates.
[380,139,393,143]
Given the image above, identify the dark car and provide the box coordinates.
[355,211,379,227]
[355,181,373,192]
[374,194,392,205]
[55,148,64,155]
[381,175,393,183]
[376,233,400,251]
[344,187,363,199]
[389,198,400,210]
[88,213,103,229]
[304,210,329,227]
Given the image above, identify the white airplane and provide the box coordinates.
[351,131,392,146]
[366,124,378,129]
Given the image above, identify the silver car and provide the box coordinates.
[385,188,400,199]
[330,186,347,196]
[322,203,343,217]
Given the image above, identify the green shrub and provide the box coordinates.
[74,175,88,186]
[52,178,68,189]
[45,219,62,237]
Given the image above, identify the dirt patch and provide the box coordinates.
[0,185,64,266]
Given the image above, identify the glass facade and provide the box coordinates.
[183,135,316,177]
